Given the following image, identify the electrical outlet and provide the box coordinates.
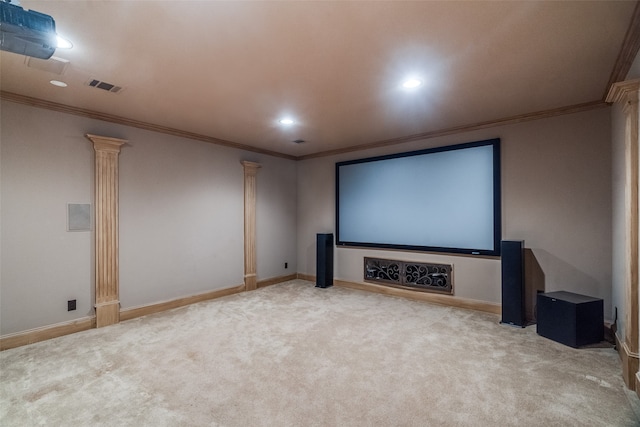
[285,262,288,269]
[67,299,76,311]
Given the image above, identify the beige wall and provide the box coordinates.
[0,97,618,335]
[1,102,94,334]
[0,101,297,335]
[628,50,640,81]
[255,156,298,280]
[298,108,613,318]
[117,130,247,308]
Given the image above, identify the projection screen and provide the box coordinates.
[335,138,501,256]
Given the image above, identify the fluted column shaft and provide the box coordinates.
[241,161,261,291]
[87,134,126,327]
[607,80,640,391]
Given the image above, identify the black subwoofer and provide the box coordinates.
[537,291,603,348]
[316,233,333,288]
[501,240,525,327]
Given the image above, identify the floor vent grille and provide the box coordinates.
[364,257,453,294]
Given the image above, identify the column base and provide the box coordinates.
[616,333,639,390]
[244,274,257,291]
[95,300,120,328]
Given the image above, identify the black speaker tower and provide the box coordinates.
[316,233,334,288]
[501,240,525,327]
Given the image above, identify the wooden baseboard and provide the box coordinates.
[604,321,615,344]
[2,283,248,350]
[1,275,502,351]
[257,273,297,288]
[122,276,299,321]
[334,279,501,315]
[295,274,501,314]
[120,284,245,321]
[0,317,96,351]
[297,273,316,282]
[615,332,639,391]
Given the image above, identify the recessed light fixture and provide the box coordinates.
[56,35,73,49]
[279,118,294,125]
[49,80,67,87]
[402,78,423,89]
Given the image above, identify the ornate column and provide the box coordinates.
[607,79,640,391]
[86,134,127,328]
[241,161,261,291]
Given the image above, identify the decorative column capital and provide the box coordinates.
[86,134,127,153]
[606,79,640,105]
[241,160,261,175]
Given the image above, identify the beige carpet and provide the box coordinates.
[1,280,639,426]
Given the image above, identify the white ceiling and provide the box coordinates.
[0,1,637,158]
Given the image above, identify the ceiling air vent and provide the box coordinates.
[86,78,123,94]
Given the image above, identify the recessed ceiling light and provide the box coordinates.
[402,78,423,89]
[56,35,73,49]
[49,80,67,87]
[279,118,294,125]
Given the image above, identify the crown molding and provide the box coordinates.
[1,92,608,162]
[297,100,608,160]
[0,91,297,161]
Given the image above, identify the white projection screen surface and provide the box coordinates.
[336,139,501,256]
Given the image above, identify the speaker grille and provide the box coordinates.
[68,203,91,231]
[501,240,525,326]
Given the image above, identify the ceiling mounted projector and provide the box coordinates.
[0,1,56,59]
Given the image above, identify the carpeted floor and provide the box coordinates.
[1,280,639,426]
